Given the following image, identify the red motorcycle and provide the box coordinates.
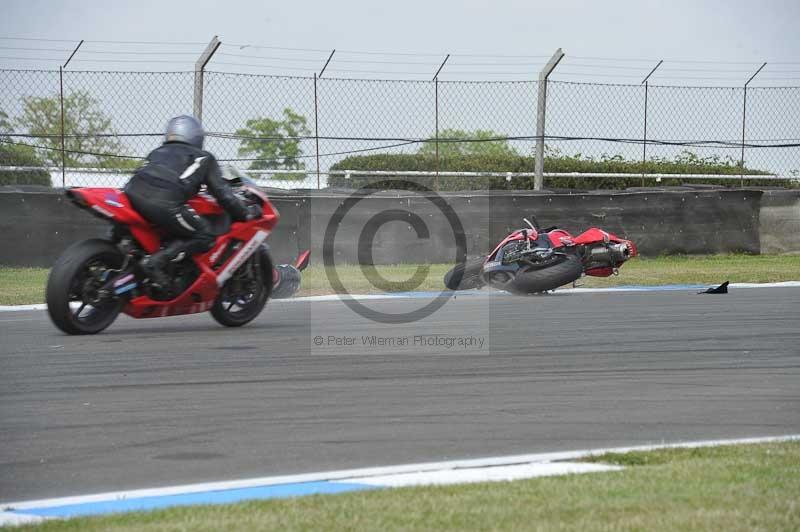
[47,175,283,335]
[444,217,637,294]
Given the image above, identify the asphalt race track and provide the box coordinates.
[1,287,799,501]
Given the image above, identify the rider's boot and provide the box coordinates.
[140,240,188,290]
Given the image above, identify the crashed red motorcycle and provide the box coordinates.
[46,174,306,335]
[444,217,637,294]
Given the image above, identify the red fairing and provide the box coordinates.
[573,227,624,245]
[123,271,219,318]
[571,227,637,261]
[487,229,538,261]
[67,188,149,227]
[67,184,280,319]
[187,193,224,216]
[585,266,615,277]
[546,229,574,248]
[124,216,278,318]
[294,249,311,271]
[129,227,162,254]
[68,188,162,252]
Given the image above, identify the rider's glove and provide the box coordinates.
[245,204,263,221]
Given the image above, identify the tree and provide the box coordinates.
[235,108,310,180]
[418,128,520,158]
[0,109,51,186]
[16,91,136,169]
[0,109,10,131]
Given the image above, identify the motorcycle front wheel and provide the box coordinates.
[46,239,125,335]
[211,246,273,327]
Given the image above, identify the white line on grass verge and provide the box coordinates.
[2,434,798,525]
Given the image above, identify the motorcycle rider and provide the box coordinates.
[124,115,261,289]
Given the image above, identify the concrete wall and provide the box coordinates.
[759,190,800,254]
[281,189,765,264]
[0,189,110,268]
[0,189,306,267]
[1,187,797,267]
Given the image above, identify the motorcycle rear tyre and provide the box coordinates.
[507,254,582,294]
[443,258,486,290]
[46,239,125,335]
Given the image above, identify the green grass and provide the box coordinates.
[13,441,800,531]
[2,254,799,305]
[298,263,454,295]
[0,268,48,305]
[574,253,800,288]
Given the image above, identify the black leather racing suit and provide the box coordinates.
[124,141,250,260]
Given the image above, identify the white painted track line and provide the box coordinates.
[2,281,800,312]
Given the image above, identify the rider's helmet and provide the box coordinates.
[164,115,204,149]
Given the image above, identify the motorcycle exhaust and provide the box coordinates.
[588,243,631,264]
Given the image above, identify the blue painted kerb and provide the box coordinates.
[13,481,376,518]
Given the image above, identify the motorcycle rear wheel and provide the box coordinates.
[443,258,486,290]
[211,246,273,327]
[46,239,125,335]
[506,254,583,294]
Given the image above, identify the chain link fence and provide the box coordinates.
[1,68,798,189]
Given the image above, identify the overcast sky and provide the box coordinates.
[1,0,799,85]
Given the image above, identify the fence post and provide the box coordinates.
[314,50,336,190]
[314,73,320,190]
[642,82,647,187]
[435,79,440,191]
[740,86,747,186]
[59,66,65,188]
[740,62,767,186]
[640,60,663,186]
[193,36,220,122]
[534,48,564,191]
[432,55,449,192]
[59,40,83,188]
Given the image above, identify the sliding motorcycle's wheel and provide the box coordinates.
[46,239,125,335]
[506,254,583,295]
[211,246,273,327]
[443,258,486,290]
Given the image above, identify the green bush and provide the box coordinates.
[0,144,51,186]
[327,151,790,190]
